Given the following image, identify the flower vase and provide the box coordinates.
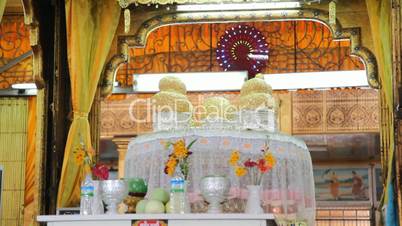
[92,180,104,214]
[245,185,263,214]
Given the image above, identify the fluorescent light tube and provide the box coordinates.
[176,2,301,11]
[262,70,369,90]
[11,83,37,90]
[130,70,368,93]
[133,71,247,92]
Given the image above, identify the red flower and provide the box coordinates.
[257,159,271,173]
[92,164,109,180]
[244,159,257,168]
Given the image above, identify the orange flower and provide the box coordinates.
[164,157,178,176]
[229,150,240,166]
[264,152,276,167]
[165,165,176,176]
[173,139,189,159]
[164,138,196,179]
[166,157,177,168]
[257,159,271,173]
[234,166,247,177]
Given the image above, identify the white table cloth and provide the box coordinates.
[124,129,315,224]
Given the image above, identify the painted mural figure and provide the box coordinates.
[329,172,340,200]
[351,171,364,199]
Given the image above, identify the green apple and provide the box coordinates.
[165,201,172,213]
[135,199,148,213]
[149,188,169,204]
[145,200,165,214]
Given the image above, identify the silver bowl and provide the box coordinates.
[101,180,128,214]
[200,175,230,213]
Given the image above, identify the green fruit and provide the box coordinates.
[135,200,148,213]
[145,200,165,214]
[127,178,148,194]
[165,201,172,213]
[149,188,169,204]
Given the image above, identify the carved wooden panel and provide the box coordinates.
[292,89,379,134]
[101,89,379,137]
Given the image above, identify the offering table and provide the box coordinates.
[37,214,276,226]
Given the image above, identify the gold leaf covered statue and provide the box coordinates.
[152,76,193,131]
[152,76,192,113]
[238,74,278,131]
[198,96,237,129]
[200,96,236,121]
[239,74,276,110]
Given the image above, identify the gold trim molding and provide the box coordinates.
[21,0,44,89]
[101,8,379,97]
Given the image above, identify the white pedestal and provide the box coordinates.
[37,214,276,226]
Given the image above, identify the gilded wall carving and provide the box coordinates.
[292,89,379,134]
[116,21,363,87]
[0,15,33,89]
[100,89,379,137]
[102,8,380,97]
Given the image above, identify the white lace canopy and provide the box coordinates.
[124,129,315,224]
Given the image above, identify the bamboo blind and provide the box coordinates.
[0,98,28,226]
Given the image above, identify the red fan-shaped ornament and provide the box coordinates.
[216,25,269,78]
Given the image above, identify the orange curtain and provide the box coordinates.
[24,97,36,226]
[57,0,121,207]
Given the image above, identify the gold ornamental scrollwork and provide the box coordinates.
[101,8,380,97]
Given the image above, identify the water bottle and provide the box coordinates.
[80,174,94,215]
[169,175,187,213]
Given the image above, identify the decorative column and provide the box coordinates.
[112,136,132,179]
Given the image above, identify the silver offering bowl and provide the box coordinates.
[200,175,230,213]
[101,180,128,214]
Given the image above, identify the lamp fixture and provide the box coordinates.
[11,83,37,90]
[263,70,369,90]
[176,2,301,11]
[127,70,368,93]
[132,71,247,93]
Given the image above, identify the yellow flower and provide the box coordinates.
[235,167,247,177]
[229,150,240,166]
[264,153,276,167]
[166,165,176,176]
[166,157,177,168]
[173,140,189,159]
[165,157,178,176]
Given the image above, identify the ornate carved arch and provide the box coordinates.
[101,8,379,97]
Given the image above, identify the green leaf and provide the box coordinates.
[186,139,197,150]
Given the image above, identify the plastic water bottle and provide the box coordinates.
[169,175,187,213]
[80,174,94,215]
